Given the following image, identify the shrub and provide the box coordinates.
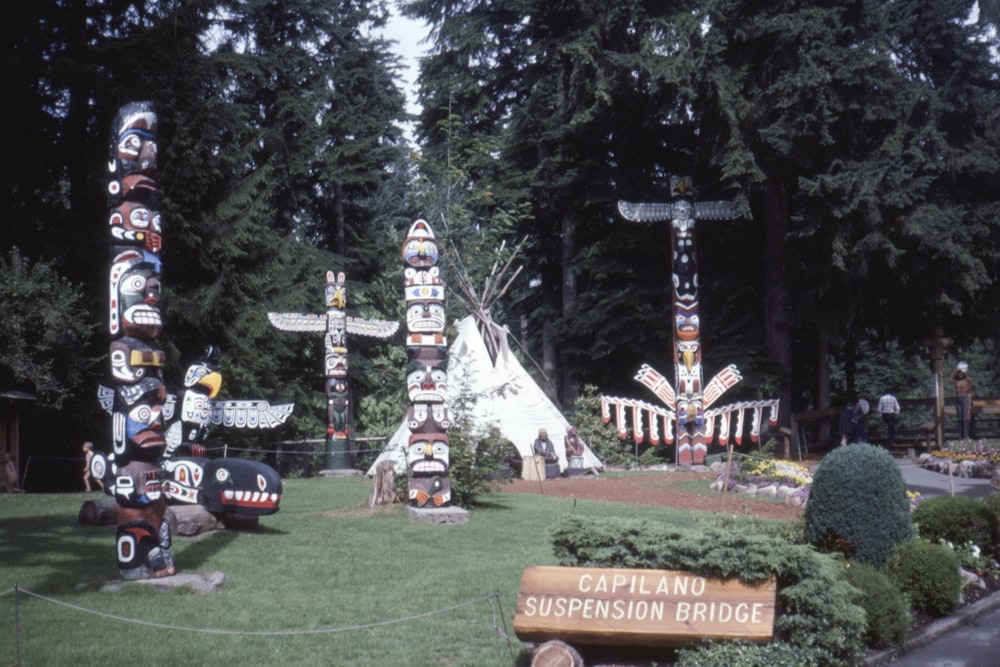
[677,640,822,666]
[804,444,914,567]
[912,495,999,560]
[570,384,635,467]
[446,426,515,507]
[841,562,911,648]
[886,539,962,617]
[550,515,867,667]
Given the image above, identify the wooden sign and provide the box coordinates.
[514,566,776,648]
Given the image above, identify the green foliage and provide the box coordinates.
[0,249,97,408]
[676,640,825,667]
[550,515,867,666]
[887,539,963,617]
[446,426,516,508]
[841,562,912,649]
[980,493,1000,528]
[568,384,633,467]
[912,495,1000,561]
[804,444,914,566]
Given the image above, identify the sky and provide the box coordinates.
[381,9,430,117]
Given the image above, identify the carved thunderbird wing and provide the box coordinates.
[346,316,399,339]
[267,312,329,332]
[209,400,294,429]
[619,200,742,223]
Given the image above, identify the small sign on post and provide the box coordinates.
[514,566,776,648]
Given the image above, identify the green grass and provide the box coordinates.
[0,476,789,666]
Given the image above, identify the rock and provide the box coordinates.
[170,505,224,536]
[757,485,778,497]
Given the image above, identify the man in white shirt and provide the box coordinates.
[877,392,901,450]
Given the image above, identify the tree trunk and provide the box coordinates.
[560,210,578,406]
[817,325,832,446]
[763,171,793,427]
[333,180,346,255]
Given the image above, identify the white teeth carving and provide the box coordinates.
[221,490,280,506]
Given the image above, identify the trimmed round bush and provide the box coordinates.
[887,539,962,616]
[842,561,911,648]
[912,495,999,560]
[804,444,914,566]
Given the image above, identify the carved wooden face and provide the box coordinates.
[325,347,348,378]
[406,434,450,476]
[674,306,700,342]
[406,301,446,333]
[404,266,441,287]
[406,363,447,403]
[110,103,158,177]
[401,219,439,268]
[325,271,346,309]
[407,403,452,433]
[109,202,162,252]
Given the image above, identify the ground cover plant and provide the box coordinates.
[0,474,799,666]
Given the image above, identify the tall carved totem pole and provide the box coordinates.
[268,271,398,468]
[105,101,174,579]
[602,176,779,464]
[401,220,452,507]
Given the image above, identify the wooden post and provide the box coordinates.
[924,327,951,452]
[722,445,734,497]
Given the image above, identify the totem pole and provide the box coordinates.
[601,176,779,464]
[401,219,452,507]
[103,101,174,579]
[268,271,398,468]
[95,104,293,579]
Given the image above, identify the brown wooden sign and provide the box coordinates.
[514,566,776,648]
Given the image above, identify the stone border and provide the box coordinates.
[916,452,999,480]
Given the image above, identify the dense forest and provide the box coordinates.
[2,0,999,487]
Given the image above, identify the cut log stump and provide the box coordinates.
[368,460,397,508]
[531,640,584,667]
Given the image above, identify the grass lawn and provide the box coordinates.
[1,476,782,666]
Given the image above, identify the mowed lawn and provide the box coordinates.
[1,475,757,666]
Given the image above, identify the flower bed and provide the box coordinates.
[921,440,1000,478]
[710,455,812,506]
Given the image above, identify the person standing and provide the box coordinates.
[564,426,584,468]
[82,441,104,492]
[877,392,901,450]
[3,454,20,493]
[949,361,973,441]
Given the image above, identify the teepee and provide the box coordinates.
[367,315,603,475]
[368,236,602,475]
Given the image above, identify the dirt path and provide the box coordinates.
[500,470,805,522]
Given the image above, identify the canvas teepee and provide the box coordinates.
[367,314,603,475]
[368,234,602,476]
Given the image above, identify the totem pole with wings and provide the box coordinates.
[601,176,779,465]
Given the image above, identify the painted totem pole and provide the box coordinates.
[601,176,779,464]
[402,219,452,507]
[268,271,398,468]
[97,103,293,580]
[104,101,174,579]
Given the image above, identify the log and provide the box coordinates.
[368,460,398,508]
[531,640,584,667]
[78,497,117,526]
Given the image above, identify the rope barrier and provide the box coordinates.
[1,585,503,638]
